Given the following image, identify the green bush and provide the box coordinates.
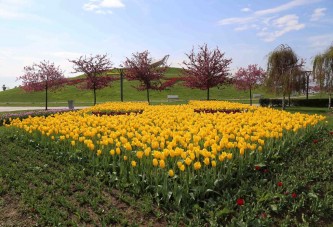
[290,99,330,107]
[259,98,330,107]
[270,99,283,107]
[259,98,270,107]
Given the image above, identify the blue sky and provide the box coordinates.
[1,0,332,89]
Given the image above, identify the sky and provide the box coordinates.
[1,0,333,89]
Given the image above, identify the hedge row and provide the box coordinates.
[259,98,331,107]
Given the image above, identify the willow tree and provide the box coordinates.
[313,45,333,108]
[265,44,302,109]
[287,63,306,106]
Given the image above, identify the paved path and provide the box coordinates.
[0,106,88,112]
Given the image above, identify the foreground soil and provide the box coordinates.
[0,136,168,226]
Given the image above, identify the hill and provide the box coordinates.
[0,67,318,106]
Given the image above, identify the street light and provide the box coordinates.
[117,67,124,102]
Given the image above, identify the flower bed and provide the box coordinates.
[91,110,144,116]
[0,109,74,126]
[193,109,242,114]
[5,101,326,209]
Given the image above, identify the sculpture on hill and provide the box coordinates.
[150,55,169,68]
[2,84,6,91]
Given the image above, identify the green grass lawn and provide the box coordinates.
[0,104,332,225]
[1,67,333,225]
[1,66,331,106]
[1,124,332,226]
[0,67,276,106]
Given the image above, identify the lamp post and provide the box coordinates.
[303,71,312,100]
[118,68,124,102]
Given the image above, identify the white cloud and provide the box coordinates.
[83,0,125,14]
[234,24,259,31]
[310,8,326,21]
[0,0,31,19]
[218,0,317,42]
[219,16,255,25]
[241,7,251,12]
[257,14,305,42]
[308,33,333,50]
[100,0,125,8]
[255,0,320,16]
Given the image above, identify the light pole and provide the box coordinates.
[118,68,124,102]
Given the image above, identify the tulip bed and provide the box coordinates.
[3,101,329,224]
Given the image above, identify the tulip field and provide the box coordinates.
[2,101,333,226]
[6,102,325,198]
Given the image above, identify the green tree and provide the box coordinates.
[313,45,333,108]
[265,44,302,109]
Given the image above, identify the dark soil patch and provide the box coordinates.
[0,193,38,226]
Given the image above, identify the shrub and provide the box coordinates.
[290,99,330,107]
[270,99,283,107]
[259,98,270,107]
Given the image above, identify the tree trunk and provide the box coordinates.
[147,88,150,104]
[288,93,291,107]
[207,88,210,100]
[306,73,309,100]
[249,88,252,106]
[45,84,48,110]
[120,70,123,102]
[329,93,332,109]
[282,95,286,110]
[93,87,96,106]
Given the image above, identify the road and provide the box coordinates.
[0,106,87,112]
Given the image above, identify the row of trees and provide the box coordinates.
[18,43,333,109]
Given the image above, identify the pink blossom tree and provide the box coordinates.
[18,60,66,110]
[124,51,168,103]
[69,54,113,105]
[234,64,266,106]
[181,44,232,100]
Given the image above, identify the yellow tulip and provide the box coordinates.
[152,158,158,167]
[131,161,137,167]
[110,149,115,156]
[159,160,166,168]
[168,169,175,177]
[193,161,201,170]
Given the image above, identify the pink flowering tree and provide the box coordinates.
[124,51,168,103]
[181,44,232,100]
[69,54,114,105]
[234,64,266,106]
[18,60,66,110]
